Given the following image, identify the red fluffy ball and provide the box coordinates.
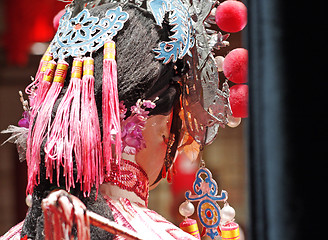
[223,48,248,83]
[215,0,247,33]
[229,84,248,118]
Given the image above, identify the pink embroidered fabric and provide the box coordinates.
[104,197,198,240]
[104,159,149,206]
[0,221,24,240]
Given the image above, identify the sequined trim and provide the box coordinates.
[104,159,149,206]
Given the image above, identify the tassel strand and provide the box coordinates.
[102,40,122,178]
[27,60,69,194]
[44,58,83,191]
[81,57,103,196]
[26,60,57,194]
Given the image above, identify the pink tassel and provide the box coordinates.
[44,58,83,191]
[26,60,69,194]
[102,40,122,178]
[26,60,57,195]
[69,58,83,185]
[26,51,53,109]
[27,53,54,130]
[81,57,103,196]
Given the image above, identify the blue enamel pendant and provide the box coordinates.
[185,167,228,239]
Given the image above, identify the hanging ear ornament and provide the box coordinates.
[179,143,240,239]
[162,133,175,181]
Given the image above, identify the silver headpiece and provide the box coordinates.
[72,0,232,145]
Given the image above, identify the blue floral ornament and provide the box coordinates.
[62,10,99,43]
[148,0,195,64]
[186,167,228,239]
[49,6,129,59]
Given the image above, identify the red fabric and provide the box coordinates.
[4,0,67,65]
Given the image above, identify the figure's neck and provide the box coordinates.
[100,184,147,205]
[102,156,149,206]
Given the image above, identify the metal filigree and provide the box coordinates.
[139,0,232,144]
[49,6,129,59]
[148,0,195,64]
[180,0,232,145]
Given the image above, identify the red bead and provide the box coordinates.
[223,48,248,84]
[229,84,248,118]
[206,210,212,218]
[74,24,82,30]
[162,165,167,178]
[215,0,247,33]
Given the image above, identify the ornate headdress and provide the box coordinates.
[4,0,247,224]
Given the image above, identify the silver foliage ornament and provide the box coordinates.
[146,0,232,145]
[183,0,232,145]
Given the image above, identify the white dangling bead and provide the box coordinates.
[215,56,225,72]
[221,202,236,223]
[210,7,217,17]
[227,115,241,128]
[179,201,195,217]
[26,194,32,208]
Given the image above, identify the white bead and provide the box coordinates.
[227,115,241,128]
[210,7,217,17]
[215,56,225,72]
[221,203,235,223]
[26,194,32,208]
[179,201,195,217]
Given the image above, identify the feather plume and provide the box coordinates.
[1,125,29,162]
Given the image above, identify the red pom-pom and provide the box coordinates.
[53,9,66,30]
[229,84,248,118]
[223,48,248,83]
[215,0,247,33]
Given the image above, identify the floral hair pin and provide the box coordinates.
[120,99,156,155]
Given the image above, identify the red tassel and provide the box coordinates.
[167,167,172,183]
[69,58,83,185]
[179,218,201,239]
[26,60,57,194]
[27,53,54,125]
[29,53,53,108]
[102,40,121,177]
[172,162,177,175]
[44,58,83,191]
[27,60,69,194]
[25,50,52,108]
[220,222,240,240]
[81,57,103,196]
